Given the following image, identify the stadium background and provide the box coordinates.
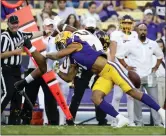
[1,0,165,135]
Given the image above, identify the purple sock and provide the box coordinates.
[141,93,160,111]
[99,100,119,118]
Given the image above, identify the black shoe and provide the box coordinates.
[98,119,108,126]
[19,110,31,125]
[49,121,59,125]
[66,119,75,126]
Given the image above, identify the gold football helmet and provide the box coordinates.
[119,15,134,34]
[55,31,73,51]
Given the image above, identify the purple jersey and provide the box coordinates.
[152,0,165,20]
[66,35,105,70]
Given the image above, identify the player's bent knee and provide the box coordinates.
[91,90,105,106]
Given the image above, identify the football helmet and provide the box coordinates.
[120,15,134,34]
[94,30,110,51]
[55,31,73,51]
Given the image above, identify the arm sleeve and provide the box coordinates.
[1,35,9,53]
[20,31,33,39]
[153,41,164,59]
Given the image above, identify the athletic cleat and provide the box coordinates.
[116,116,129,128]
[111,120,118,127]
[158,108,165,128]
[154,124,163,127]
[128,122,136,127]
[98,119,108,126]
[66,119,75,126]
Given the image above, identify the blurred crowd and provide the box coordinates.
[1,0,166,43]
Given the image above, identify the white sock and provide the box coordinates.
[112,86,123,112]
[25,74,34,83]
[127,95,134,124]
[158,108,164,114]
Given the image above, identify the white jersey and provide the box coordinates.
[73,29,103,51]
[110,30,138,73]
[110,30,138,49]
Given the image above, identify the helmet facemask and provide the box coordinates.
[120,15,134,34]
[120,20,133,34]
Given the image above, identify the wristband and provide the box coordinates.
[29,46,36,53]
[25,74,34,83]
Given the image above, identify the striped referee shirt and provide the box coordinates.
[1,28,32,66]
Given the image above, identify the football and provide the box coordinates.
[128,70,141,88]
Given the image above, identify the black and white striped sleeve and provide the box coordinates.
[19,31,33,39]
[1,35,9,53]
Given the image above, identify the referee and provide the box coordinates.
[1,15,45,125]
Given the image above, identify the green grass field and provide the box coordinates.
[1,125,166,135]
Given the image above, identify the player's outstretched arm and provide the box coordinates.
[46,43,81,60]
[58,64,78,82]
[14,37,47,92]
[24,37,47,74]
[31,31,46,39]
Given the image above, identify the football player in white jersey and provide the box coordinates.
[110,15,138,127]
[46,35,70,125]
